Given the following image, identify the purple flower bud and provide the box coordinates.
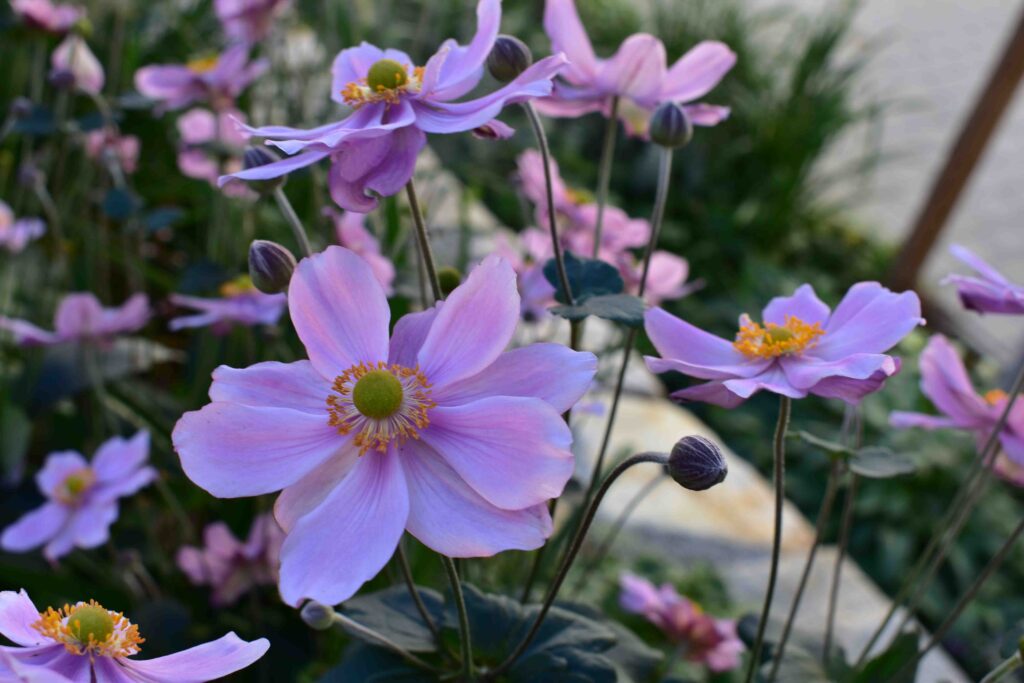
[249,240,296,294]
[437,266,462,297]
[649,102,693,149]
[242,146,285,195]
[668,436,727,491]
[300,601,336,631]
[48,68,76,90]
[487,35,533,83]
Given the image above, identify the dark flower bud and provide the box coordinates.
[48,69,76,90]
[649,102,693,149]
[10,97,33,120]
[300,601,336,631]
[242,145,285,195]
[437,266,462,296]
[487,35,533,83]
[668,435,727,491]
[249,240,297,294]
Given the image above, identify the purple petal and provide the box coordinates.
[53,293,104,338]
[543,0,599,84]
[813,282,923,360]
[433,343,597,413]
[327,125,425,212]
[278,453,408,606]
[4,649,88,682]
[91,431,150,483]
[218,149,328,186]
[1,503,69,554]
[661,41,736,102]
[417,255,519,388]
[426,0,500,101]
[808,365,898,404]
[288,246,391,379]
[134,65,198,109]
[387,308,440,368]
[595,34,666,106]
[644,307,767,380]
[472,119,516,140]
[950,244,1012,285]
[761,283,830,326]
[274,448,359,533]
[209,361,330,415]
[722,364,806,400]
[0,590,47,647]
[118,633,269,682]
[917,335,991,426]
[889,411,960,430]
[67,500,118,548]
[173,402,345,498]
[531,91,606,119]
[780,353,897,391]
[618,572,664,615]
[669,381,749,408]
[0,318,59,346]
[683,103,731,126]
[420,396,573,510]
[91,467,156,504]
[35,451,89,497]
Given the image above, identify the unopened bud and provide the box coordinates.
[648,102,692,149]
[48,69,76,90]
[249,240,296,294]
[487,35,533,83]
[668,435,727,491]
[437,266,462,296]
[242,146,285,195]
[300,601,336,631]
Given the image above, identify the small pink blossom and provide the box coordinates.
[215,0,289,43]
[10,0,82,34]
[0,292,150,348]
[84,128,140,175]
[0,201,45,254]
[325,207,396,295]
[50,35,104,95]
[176,108,254,197]
[169,276,286,334]
[135,44,267,112]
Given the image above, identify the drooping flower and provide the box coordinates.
[619,572,743,672]
[50,35,104,95]
[134,43,268,112]
[645,283,923,407]
[535,0,736,136]
[0,201,45,254]
[10,0,82,34]
[0,292,150,348]
[169,275,286,334]
[0,589,268,682]
[173,247,596,605]
[221,0,568,212]
[177,513,284,607]
[944,244,1024,316]
[84,128,141,175]
[325,207,395,295]
[175,108,254,197]
[215,0,289,44]
[0,432,154,562]
[890,334,1024,485]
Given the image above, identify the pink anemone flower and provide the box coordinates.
[215,0,289,44]
[84,128,141,175]
[1,432,154,562]
[134,43,267,112]
[325,207,396,295]
[0,292,150,348]
[944,244,1024,316]
[176,108,254,197]
[10,0,82,34]
[0,589,268,682]
[0,201,45,254]
[535,0,736,136]
[221,0,568,212]
[645,283,923,407]
[169,276,286,334]
[173,247,597,606]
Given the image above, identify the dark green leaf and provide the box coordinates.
[12,106,55,135]
[143,207,184,232]
[319,643,433,683]
[102,188,143,221]
[342,585,446,653]
[542,251,624,304]
[759,644,833,683]
[550,293,645,327]
[848,447,915,479]
[849,631,918,682]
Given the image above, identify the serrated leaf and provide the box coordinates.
[848,447,915,479]
[342,585,446,653]
[550,293,645,327]
[542,251,623,304]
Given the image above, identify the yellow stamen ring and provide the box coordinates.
[34,600,144,658]
[733,315,824,359]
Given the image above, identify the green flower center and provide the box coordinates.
[367,59,409,91]
[352,369,404,419]
[765,326,795,343]
[67,604,114,645]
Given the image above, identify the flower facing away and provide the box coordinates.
[619,573,743,672]
[221,0,569,212]
[535,0,736,136]
[325,207,396,295]
[645,283,923,407]
[169,276,286,334]
[176,108,255,197]
[177,513,285,607]
[944,244,1024,316]
[0,201,45,254]
[890,334,1024,486]
[10,0,83,34]
[0,589,268,682]
[173,247,597,605]
[215,0,290,43]
[50,35,104,95]
[0,432,155,562]
[84,128,141,175]
[134,43,268,112]
[0,292,150,348]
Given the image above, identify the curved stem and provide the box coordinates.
[272,187,313,258]
[591,96,620,257]
[522,102,573,307]
[331,610,439,672]
[405,181,442,302]
[396,542,443,651]
[744,396,791,683]
[825,470,857,663]
[442,555,473,679]
[486,452,669,680]
[637,148,674,299]
[981,653,1023,683]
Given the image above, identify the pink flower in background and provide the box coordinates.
[0,432,154,562]
[222,0,568,212]
[0,589,268,682]
[619,573,743,672]
[177,514,284,606]
[890,334,1024,486]
[944,244,1024,316]
[85,128,141,175]
[645,283,923,407]
[325,207,396,295]
[174,247,596,605]
[10,0,82,34]
[215,0,289,43]
[176,108,254,197]
[169,276,286,333]
[50,35,104,95]
[0,292,150,347]
[536,0,735,136]
[134,43,268,111]
[493,230,555,322]
[0,201,45,254]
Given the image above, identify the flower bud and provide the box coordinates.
[668,435,727,491]
[242,146,286,195]
[487,35,533,83]
[437,266,462,296]
[648,102,693,149]
[50,35,104,95]
[249,240,296,294]
[300,601,336,631]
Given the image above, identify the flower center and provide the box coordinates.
[367,59,409,90]
[341,60,424,108]
[56,468,96,505]
[187,55,220,73]
[34,600,144,658]
[327,361,435,454]
[219,274,256,298]
[985,389,1008,406]
[733,315,824,359]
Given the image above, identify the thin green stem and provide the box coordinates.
[441,555,473,679]
[272,187,313,258]
[637,148,674,299]
[591,96,620,257]
[825,469,857,664]
[396,542,443,651]
[744,396,791,683]
[405,181,442,302]
[980,653,1023,683]
[332,610,440,672]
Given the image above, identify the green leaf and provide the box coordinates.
[550,293,645,328]
[849,632,919,682]
[542,251,624,305]
[319,643,433,683]
[791,430,853,455]
[848,447,915,479]
[0,402,32,484]
[759,644,833,682]
[342,585,446,653]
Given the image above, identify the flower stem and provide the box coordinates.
[330,610,439,672]
[486,452,669,680]
[637,148,674,299]
[744,395,791,683]
[768,458,841,682]
[521,101,573,307]
[396,542,443,651]
[441,555,473,679]
[272,187,313,258]
[825,469,857,663]
[981,652,1023,683]
[591,96,620,258]
[405,181,442,302]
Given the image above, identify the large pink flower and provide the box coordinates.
[0,292,150,348]
[173,247,596,606]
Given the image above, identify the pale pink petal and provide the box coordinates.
[644,307,768,380]
[1,504,70,553]
[208,361,330,415]
[274,448,360,533]
[0,590,47,647]
[387,308,439,368]
[91,431,150,482]
[596,34,667,106]
[35,451,88,496]
[814,282,923,360]
[118,633,269,683]
[543,0,599,84]
[661,41,736,102]
[761,284,830,326]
